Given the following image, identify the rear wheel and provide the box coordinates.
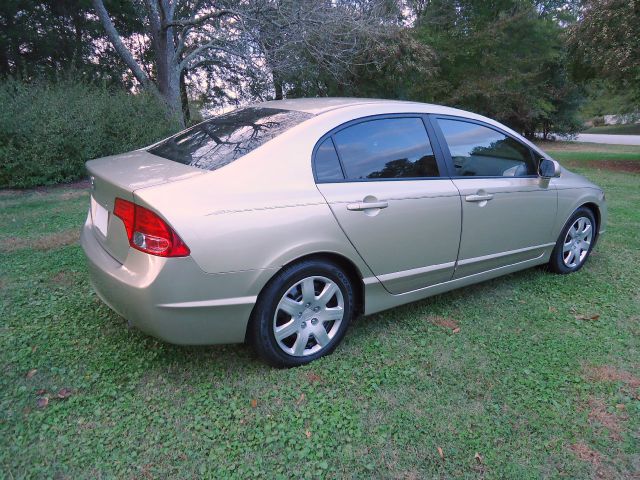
[249,259,355,367]
[548,207,596,274]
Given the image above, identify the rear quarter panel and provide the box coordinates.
[133,115,375,278]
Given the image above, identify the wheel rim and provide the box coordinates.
[562,216,593,268]
[273,276,344,357]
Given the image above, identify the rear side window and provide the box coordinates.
[332,118,439,180]
[314,138,344,181]
[437,119,535,177]
[149,107,313,171]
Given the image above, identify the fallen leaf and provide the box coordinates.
[36,397,48,408]
[305,430,312,439]
[25,369,37,379]
[575,314,600,321]
[437,447,444,461]
[307,372,321,383]
[452,328,461,334]
[548,306,557,313]
[616,403,626,410]
[428,316,459,331]
[474,452,483,464]
[250,399,257,408]
[296,393,306,405]
[35,389,46,395]
[57,388,73,399]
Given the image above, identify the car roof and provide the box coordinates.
[257,97,470,117]
[255,97,547,159]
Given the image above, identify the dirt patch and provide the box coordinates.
[587,397,626,441]
[50,271,77,287]
[539,141,640,154]
[306,372,322,383]
[1,229,80,252]
[0,179,89,197]
[569,443,602,466]
[427,315,460,331]
[567,443,617,480]
[59,190,89,200]
[565,159,640,173]
[584,365,640,391]
[34,179,90,192]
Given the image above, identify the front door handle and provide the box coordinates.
[465,194,494,202]
[347,200,389,211]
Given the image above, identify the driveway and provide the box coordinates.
[573,133,640,146]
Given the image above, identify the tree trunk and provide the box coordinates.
[180,71,190,125]
[91,0,152,89]
[274,73,284,100]
[151,29,184,126]
[92,0,185,127]
[162,70,184,127]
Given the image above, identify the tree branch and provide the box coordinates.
[164,9,238,30]
[180,41,250,71]
[91,0,153,88]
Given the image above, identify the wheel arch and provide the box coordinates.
[245,251,366,342]
[576,201,601,247]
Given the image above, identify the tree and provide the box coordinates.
[0,0,140,86]
[241,0,431,100]
[91,0,410,125]
[91,0,250,125]
[407,0,582,137]
[568,0,640,107]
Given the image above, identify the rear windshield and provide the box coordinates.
[148,107,313,171]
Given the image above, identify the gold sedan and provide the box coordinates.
[81,98,607,366]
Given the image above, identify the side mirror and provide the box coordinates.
[539,158,561,178]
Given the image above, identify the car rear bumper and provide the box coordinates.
[81,214,273,345]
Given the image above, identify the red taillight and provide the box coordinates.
[113,198,190,257]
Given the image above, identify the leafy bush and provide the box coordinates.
[0,78,181,188]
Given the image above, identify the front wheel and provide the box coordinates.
[548,207,597,274]
[248,259,355,367]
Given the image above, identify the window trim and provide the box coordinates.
[426,114,539,179]
[312,113,449,184]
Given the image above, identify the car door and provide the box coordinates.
[430,115,557,279]
[314,115,462,294]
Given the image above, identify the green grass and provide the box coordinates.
[583,124,640,135]
[538,141,640,167]
[1,159,639,478]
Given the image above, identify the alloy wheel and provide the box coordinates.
[562,216,593,268]
[273,276,344,357]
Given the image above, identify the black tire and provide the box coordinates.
[548,206,597,274]
[248,259,355,368]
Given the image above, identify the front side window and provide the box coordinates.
[437,119,535,177]
[149,107,313,172]
[332,118,439,180]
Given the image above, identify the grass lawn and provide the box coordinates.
[582,124,640,135]
[538,141,640,175]
[1,150,639,478]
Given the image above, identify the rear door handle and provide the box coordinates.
[347,201,389,211]
[465,194,494,202]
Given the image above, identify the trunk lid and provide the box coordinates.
[86,150,204,263]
